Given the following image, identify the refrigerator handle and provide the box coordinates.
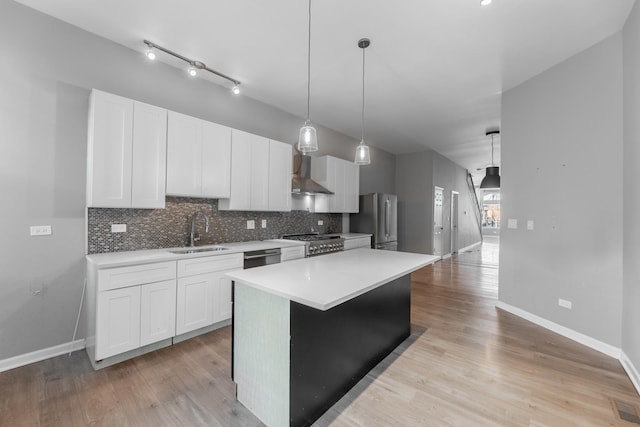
[385,199,390,237]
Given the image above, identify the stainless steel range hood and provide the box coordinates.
[291,152,333,195]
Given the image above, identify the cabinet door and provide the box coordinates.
[344,161,360,213]
[332,158,346,212]
[167,111,203,197]
[140,280,176,346]
[202,121,231,198]
[250,134,270,211]
[87,90,134,207]
[219,129,252,210]
[268,140,292,211]
[176,274,214,335]
[131,102,167,208]
[96,286,141,360]
[213,273,235,323]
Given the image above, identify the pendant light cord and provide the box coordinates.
[306,0,311,121]
[361,43,366,141]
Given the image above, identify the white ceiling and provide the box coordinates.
[15,0,635,182]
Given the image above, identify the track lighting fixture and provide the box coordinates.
[145,46,156,61]
[143,40,241,94]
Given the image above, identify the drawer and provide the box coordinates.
[98,261,176,291]
[177,253,243,277]
[344,237,371,250]
[281,245,306,261]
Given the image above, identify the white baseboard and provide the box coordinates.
[0,339,86,373]
[442,253,452,260]
[495,301,621,359]
[621,351,640,396]
[458,241,482,253]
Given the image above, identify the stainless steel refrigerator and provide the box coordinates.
[350,193,398,251]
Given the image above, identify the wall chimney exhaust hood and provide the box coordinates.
[291,152,334,195]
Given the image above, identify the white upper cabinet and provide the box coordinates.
[312,156,360,213]
[219,130,292,212]
[131,102,168,208]
[87,90,167,209]
[268,140,293,212]
[166,111,231,199]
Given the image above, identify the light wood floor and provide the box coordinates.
[2,240,639,426]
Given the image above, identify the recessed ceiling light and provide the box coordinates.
[480,0,492,5]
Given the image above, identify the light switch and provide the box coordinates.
[247,220,255,230]
[527,220,534,230]
[507,219,518,229]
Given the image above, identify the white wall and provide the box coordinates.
[396,149,481,254]
[500,34,624,347]
[623,0,640,374]
[0,1,396,361]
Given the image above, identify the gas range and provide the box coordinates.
[281,233,345,257]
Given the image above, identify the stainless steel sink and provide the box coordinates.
[168,246,228,254]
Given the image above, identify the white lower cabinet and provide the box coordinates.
[140,280,177,346]
[176,273,215,335]
[176,253,243,335]
[96,286,141,360]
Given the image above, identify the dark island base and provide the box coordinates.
[289,274,411,427]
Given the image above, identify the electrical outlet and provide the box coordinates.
[30,225,52,236]
[318,220,324,226]
[111,224,127,233]
[261,219,267,228]
[558,298,572,309]
[527,220,534,230]
[247,220,255,230]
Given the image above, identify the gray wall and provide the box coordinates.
[396,150,481,254]
[0,1,395,360]
[623,0,640,371]
[500,34,624,347]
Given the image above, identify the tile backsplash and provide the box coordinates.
[87,197,342,254]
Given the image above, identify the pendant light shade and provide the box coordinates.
[354,38,371,165]
[298,0,319,153]
[480,130,500,189]
[355,140,370,165]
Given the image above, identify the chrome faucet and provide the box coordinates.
[189,211,210,247]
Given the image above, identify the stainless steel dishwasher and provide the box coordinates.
[243,248,281,269]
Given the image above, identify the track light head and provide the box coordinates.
[145,46,156,61]
[187,65,197,77]
[231,84,241,95]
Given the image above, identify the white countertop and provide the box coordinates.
[86,240,306,268]
[226,249,439,311]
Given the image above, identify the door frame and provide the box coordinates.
[450,191,459,255]
[433,186,444,256]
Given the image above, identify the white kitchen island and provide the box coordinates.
[226,248,438,427]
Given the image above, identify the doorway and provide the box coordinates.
[433,187,444,256]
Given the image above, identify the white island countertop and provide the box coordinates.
[226,249,439,311]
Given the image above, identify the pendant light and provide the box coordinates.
[298,0,318,153]
[354,38,371,165]
[480,130,500,189]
